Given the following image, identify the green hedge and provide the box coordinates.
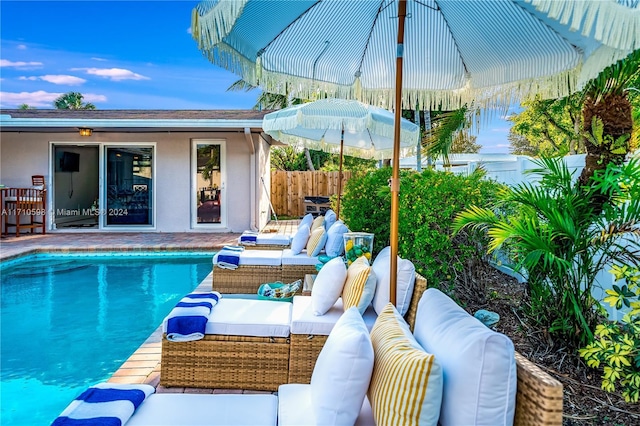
[340,167,503,291]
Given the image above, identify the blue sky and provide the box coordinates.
[0,0,514,153]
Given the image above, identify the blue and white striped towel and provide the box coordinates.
[165,292,222,342]
[240,232,258,245]
[215,245,245,270]
[51,383,155,426]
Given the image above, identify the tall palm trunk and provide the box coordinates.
[304,148,315,171]
[577,49,639,214]
[580,93,633,185]
[579,93,633,214]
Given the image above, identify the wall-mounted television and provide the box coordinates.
[60,151,80,172]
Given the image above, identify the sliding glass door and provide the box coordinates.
[105,146,154,226]
[193,140,225,227]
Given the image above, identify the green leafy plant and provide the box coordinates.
[340,167,502,297]
[579,265,640,403]
[584,116,630,160]
[452,157,640,349]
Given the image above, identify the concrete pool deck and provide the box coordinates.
[0,221,300,395]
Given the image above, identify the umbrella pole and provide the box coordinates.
[390,0,407,307]
[336,126,345,220]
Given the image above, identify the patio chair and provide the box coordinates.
[3,175,47,237]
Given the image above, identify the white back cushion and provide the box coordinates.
[299,213,314,229]
[371,246,416,316]
[325,220,349,257]
[413,288,517,426]
[310,307,374,425]
[311,257,348,316]
[290,224,311,255]
[323,209,337,231]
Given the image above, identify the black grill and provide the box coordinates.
[303,196,331,216]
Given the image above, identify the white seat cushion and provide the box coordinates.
[278,384,375,426]
[212,249,283,266]
[163,298,291,338]
[291,296,377,335]
[281,249,319,266]
[238,233,292,245]
[239,249,283,266]
[413,288,517,426]
[128,394,278,426]
[256,233,292,245]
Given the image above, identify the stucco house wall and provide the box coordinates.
[0,110,274,233]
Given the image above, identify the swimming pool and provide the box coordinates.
[0,251,214,425]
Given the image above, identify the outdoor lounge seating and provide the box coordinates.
[211,249,320,294]
[160,298,292,391]
[67,275,562,426]
[238,230,292,250]
[3,175,47,237]
[212,212,347,293]
[160,248,564,425]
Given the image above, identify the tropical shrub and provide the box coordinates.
[453,157,640,349]
[580,265,640,403]
[340,167,503,295]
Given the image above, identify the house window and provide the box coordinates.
[193,140,225,226]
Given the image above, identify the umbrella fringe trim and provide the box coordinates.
[193,2,635,110]
[266,133,414,160]
[195,42,631,111]
[526,0,640,51]
[263,109,419,143]
[192,0,249,50]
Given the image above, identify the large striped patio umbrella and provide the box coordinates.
[191,0,638,305]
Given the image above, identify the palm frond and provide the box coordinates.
[226,79,257,92]
[451,205,498,234]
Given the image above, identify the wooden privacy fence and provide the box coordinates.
[270,170,352,217]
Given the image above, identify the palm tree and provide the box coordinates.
[578,50,639,193]
[53,92,96,110]
[227,79,316,169]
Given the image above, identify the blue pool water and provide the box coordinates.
[0,252,214,425]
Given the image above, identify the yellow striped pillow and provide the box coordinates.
[368,303,443,426]
[342,256,376,314]
[306,226,327,256]
[310,215,325,232]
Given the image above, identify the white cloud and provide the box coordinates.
[490,126,510,133]
[82,93,108,103]
[186,27,192,35]
[41,75,87,85]
[17,44,27,50]
[91,57,108,62]
[0,90,62,107]
[0,90,107,108]
[0,59,43,68]
[19,75,86,85]
[72,67,150,81]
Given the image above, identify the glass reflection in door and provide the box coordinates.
[105,146,153,226]
[196,143,221,224]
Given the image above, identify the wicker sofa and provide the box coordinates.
[160,269,563,425]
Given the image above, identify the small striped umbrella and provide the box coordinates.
[262,98,420,218]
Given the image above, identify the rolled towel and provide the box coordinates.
[240,233,258,245]
[52,383,155,426]
[215,245,244,270]
[166,292,222,342]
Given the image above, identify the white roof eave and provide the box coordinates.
[0,116,264,129]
